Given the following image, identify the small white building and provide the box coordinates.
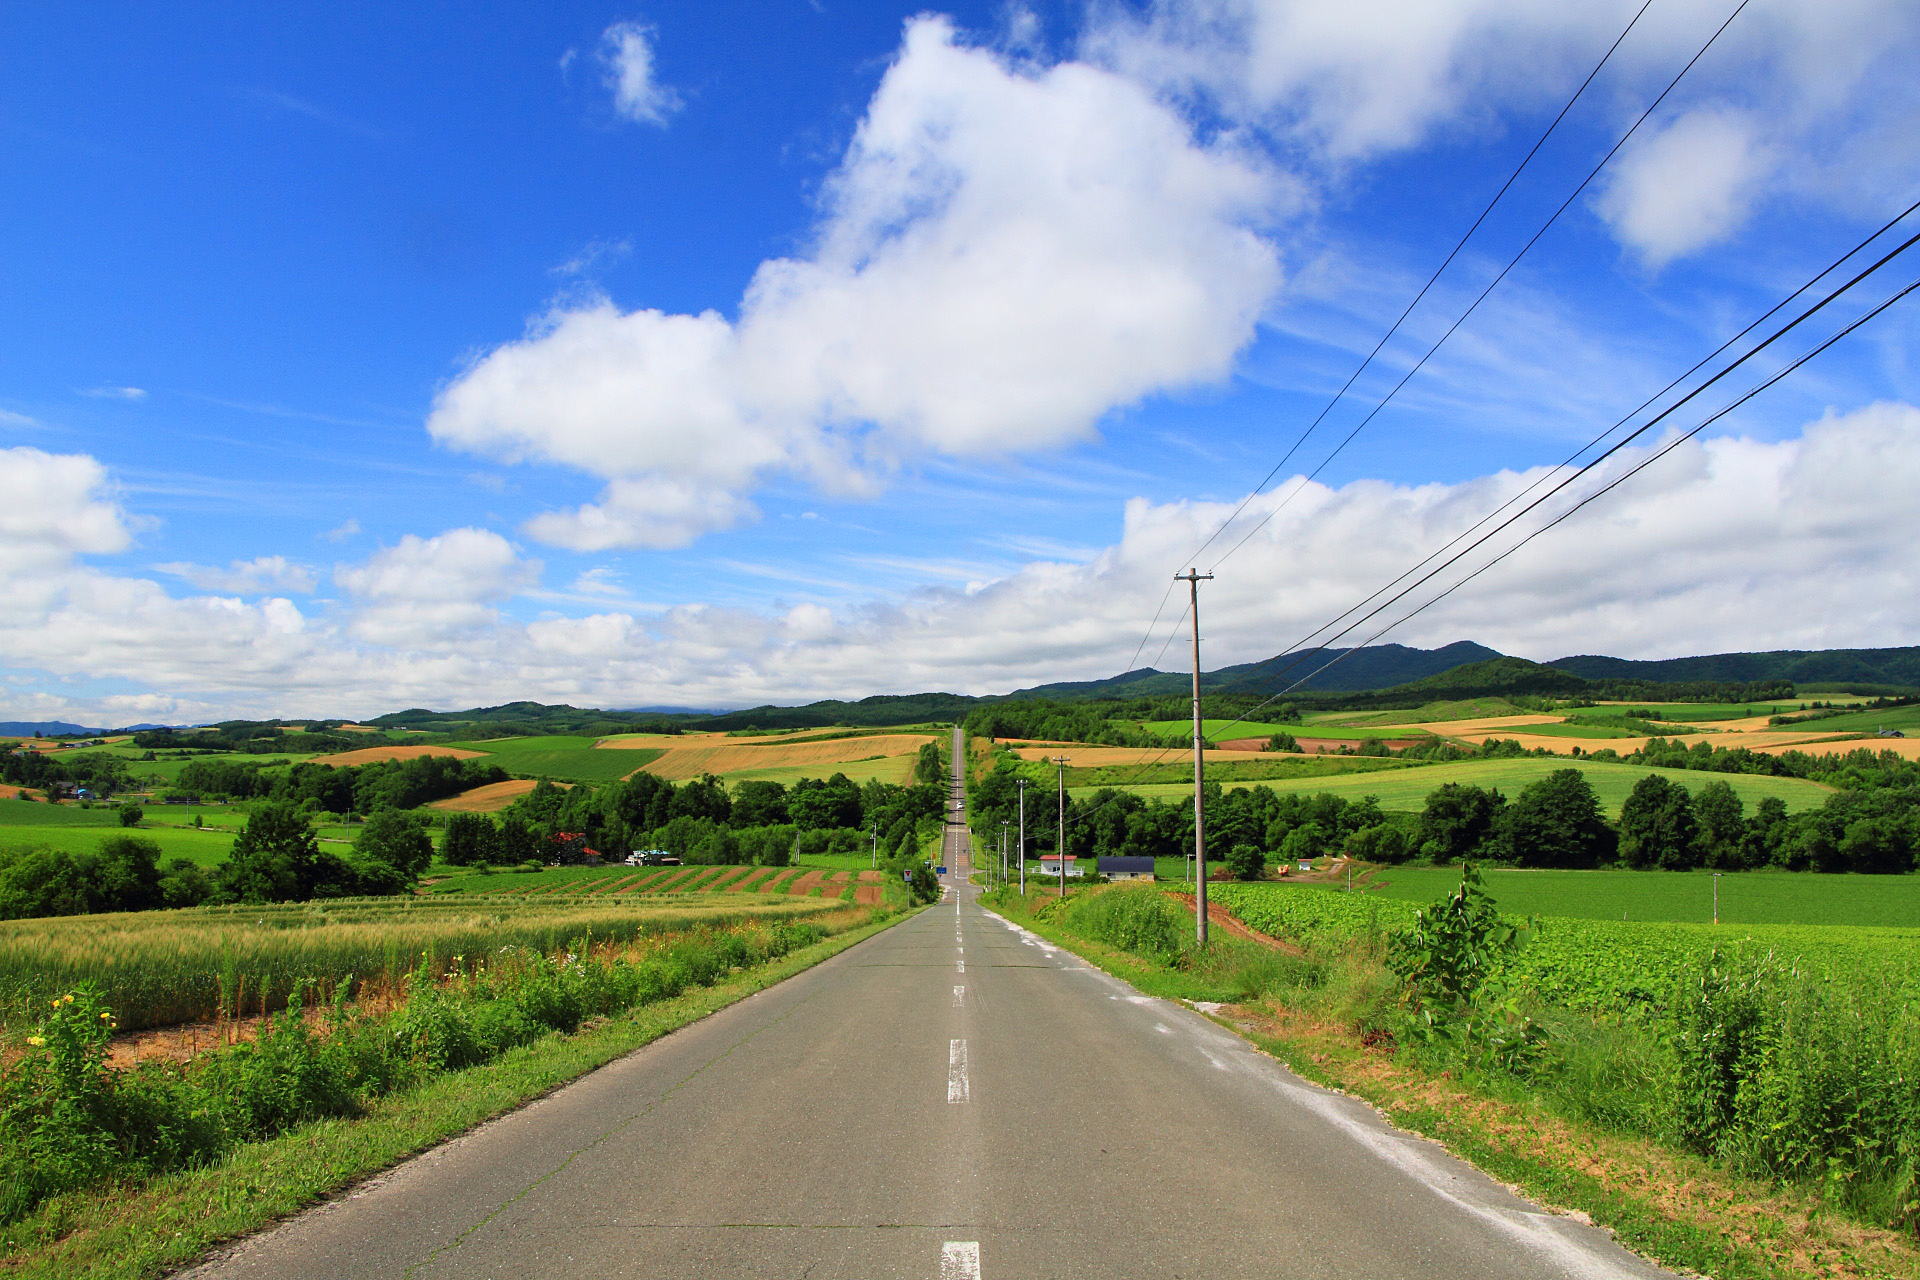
[1035,854,1085,877]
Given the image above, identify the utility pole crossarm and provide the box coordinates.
[1175,568,1214,946]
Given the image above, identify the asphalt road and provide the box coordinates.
[183,726,1671,1279]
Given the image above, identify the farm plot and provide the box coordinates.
[443,736,659,783]
[627,731,939,783]
[0,821,238,867]
[307,743,488,767]
[1086,757,1832,816]
[427,778,553,812]
[0,894,842,1033]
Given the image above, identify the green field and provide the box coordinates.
[1563,702,1799,723]
[0,798,123,826]
[1310,698,1530,727]
[1082,757,1833,816]
[1766,703,1920,733]
[1209,880,1920,1020]
[1352,865,1920,927]
[447,736,656,782]
[121,750,317,785]
[0,823,240,866]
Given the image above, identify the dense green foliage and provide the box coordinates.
[172,754,508,813]
[1062,886,1187,960]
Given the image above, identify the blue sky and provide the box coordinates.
[3,0,1919,722]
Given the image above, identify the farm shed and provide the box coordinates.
[1098,856,1156,881]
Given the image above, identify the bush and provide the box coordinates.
[1226,843,1265,879]
[1064,887,1187,960]
[117,803,143,828]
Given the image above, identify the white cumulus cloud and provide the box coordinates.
[335,528,542,648]
[1596,107,1773,267]
[430,15,1283,550]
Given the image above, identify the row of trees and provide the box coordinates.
[969,751,1920,875]
[174,754,508,814]
[440,770,949,869]
[1,747,135,800]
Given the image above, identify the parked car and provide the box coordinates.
[626,849,681,867]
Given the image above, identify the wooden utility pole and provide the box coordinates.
[1176,568,1214,945]
[1052,755,1071,896]
[1000,822,1009,885]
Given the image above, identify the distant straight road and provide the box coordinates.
[184,725,1671,1279]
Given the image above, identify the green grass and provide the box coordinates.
[1311,698,1531,726]
[1562,702,1799,723]
[0,824,238,866]
[1066,755,1420,790]
[1351,865,1920,928]
[1134,718,1321,742]
[0,800,122,826]
[444,736,655,783]
[1086,757,1833,816]
[1506,720,1664,739]
[1767,703,1920,733]
[119,751,316,785]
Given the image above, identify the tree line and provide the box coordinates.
[966,747,1920,876]
[173,754,507,813]
[440,769,947,870]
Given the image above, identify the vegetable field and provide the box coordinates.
[0,894,840,1033]
[1358,865,1920,927]
[1208,881,1920,1020]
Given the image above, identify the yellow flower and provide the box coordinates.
[25,1035,45,1047]
[99,1011,112,1021]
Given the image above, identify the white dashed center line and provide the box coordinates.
[952,984,966,1008]
[956,958,965,973]
[940,1240,981,1279]
[948,1039,969,1103]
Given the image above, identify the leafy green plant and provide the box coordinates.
[1387,862,1542,1066]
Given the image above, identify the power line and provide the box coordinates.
[1181,0,1660,573]
[1253,198,1920,679]
[1210,252,1920,736]
[1203,0,1756,574]
[1016,201,1920,843]
[1115,0,1659,678]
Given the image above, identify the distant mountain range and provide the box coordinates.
[6,643,1917,740]
[0,722,171,737]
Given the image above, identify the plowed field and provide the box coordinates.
[426,779,548,812]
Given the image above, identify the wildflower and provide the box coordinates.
[99,1011,112,1021]
[26,1035,45,1047]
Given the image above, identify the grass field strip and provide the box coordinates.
[947,1038,969,1103]
[940,1240,982,1279]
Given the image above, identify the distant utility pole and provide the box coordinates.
[871,818,878,869]
[1177,568,1214,945]
[1017,777,1029,895]
[1052,755,1071,897]
[1000,821,1009,885]
[1713,872,1721,925]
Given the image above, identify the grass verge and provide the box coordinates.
[978,887,1920,1280]
[0,905,919,1280]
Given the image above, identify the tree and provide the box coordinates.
[788,773,863,830]
[216,802,325,902]
[1346,822,1413,864]
[117,802,144,827]
[1501,769,1611,868]
[1691,781,1746,869]
[354,809,433,880]
[441,812,497,866]
[1263,731,1300,753]
[731,780,789,827]
[1618,775,1698,870]
[159,857,212,908]
[1279,822,1327,865]
[1417,784,1505,864]
[1226,843,1266,879]
[0,835,164,919]
[496,815,540,864]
